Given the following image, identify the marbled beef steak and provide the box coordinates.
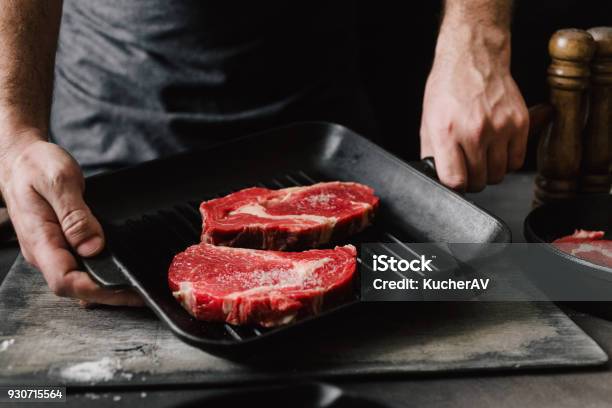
[168,243,357,327]
[200,182,379,250]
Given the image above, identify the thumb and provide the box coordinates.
[58,198,105,257]
[35,175,105,257]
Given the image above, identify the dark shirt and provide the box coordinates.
[51,1,360,174]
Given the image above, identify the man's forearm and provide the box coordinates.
[443,0,513,29]
[421,0,528,192]
[437,0,513,67]
[0,0,62,139]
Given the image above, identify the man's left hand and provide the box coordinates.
[420,8,529,193]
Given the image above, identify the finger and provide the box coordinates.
[65,271,145,307]
[12,188,141,307]
[487,142,508,184]
[35,237,143,306]
[508,116,530,171]
[420,127,434,159]
[432,141,468,192]
[14,194,88,298]
[462,142,487,192]
[2,202,31,262]
[31,224,143,306]
[34,175,105,257]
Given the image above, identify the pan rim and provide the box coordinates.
[523,194,612,274]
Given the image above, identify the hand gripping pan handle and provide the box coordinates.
[80,222,132,290]
[82,248,131,289]
[417,104,554,186]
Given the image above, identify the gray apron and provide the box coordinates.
[51,0,377,175]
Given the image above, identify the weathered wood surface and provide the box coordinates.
[0,256,607,387]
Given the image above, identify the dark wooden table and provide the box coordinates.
[2,172,612,407]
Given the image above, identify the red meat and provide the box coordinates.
[200,182,379,250]
[552,229,605,243]
[168,243,357,327]
[552,229,612,268]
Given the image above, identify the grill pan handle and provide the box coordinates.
[417,104,553,187]
[419,156,438,180]
[81,248,131,289]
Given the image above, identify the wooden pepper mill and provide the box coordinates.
[535,29,595,205]
[581,27,612,193]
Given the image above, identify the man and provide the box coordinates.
[0,0,528,306]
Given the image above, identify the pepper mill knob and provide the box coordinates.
[549,29,596,63]
[535,29,595,205]
[589,27,612,59]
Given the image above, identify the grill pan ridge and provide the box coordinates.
[81,122,511,357]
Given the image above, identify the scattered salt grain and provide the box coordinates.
[140,392,147,398]
[305,193,335,207]
[0,339,14,352]
[60,357,120,382]
[113,395,122,402]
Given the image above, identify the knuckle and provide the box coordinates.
[48,277,70,297]
[464,121,487,144]
[488,172,505,185]
[491,115,509,133]
[442,121,455,135]
[61,208,91,239]
[47,167,72,191]
[514,112,529,133]
[442,174,467,191]
[10,148,36,173]
[429,121,454,140]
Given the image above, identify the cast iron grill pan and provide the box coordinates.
[88,171,455,351]
[82,122,511,357]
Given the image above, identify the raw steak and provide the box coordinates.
[200,181,379,250]
[168,243,357,327]
[552,229,612,268]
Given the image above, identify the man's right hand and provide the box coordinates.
[0,131,143,306]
